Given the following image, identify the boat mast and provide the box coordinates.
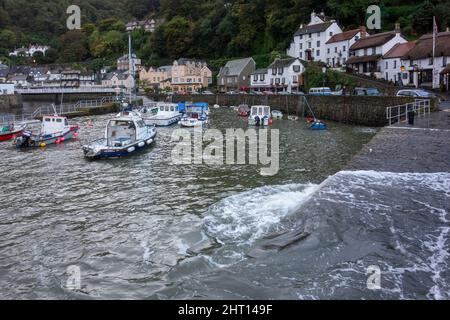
[128,32,133,105]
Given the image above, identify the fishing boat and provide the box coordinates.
[248,105,271,126]
[179,103,209,127]
[140,103,181,126]
[0,122,27,142]
[14,115,79,148]
[82,111,157,159]
[237,104,250,117]
[288,115,299,121]
[271,110,283,120]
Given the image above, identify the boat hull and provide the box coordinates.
[143,115,181,127]
[248,117,270,126]
[179,119,208,127]
[0,125,26,142]
[15,126,78,148]
[83,130,157,160]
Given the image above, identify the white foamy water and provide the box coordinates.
[204,183,318,244]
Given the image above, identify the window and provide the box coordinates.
[278,67,283,74]
[316,50,320,56]
[317,41,320,47]
[355,36,359,41]
[261,74,265,81]
[299,52,303,58]
[270,79,274,85]
[272,68,277,75]
[327,48,330,54]
[65,119,68,126]
[308,42,311,49]
[364,48,367,55]
[329,32,333,36]
[282,78,285,84]
[293,75,298,83]
[275,78,280,84]
[443,56,447,67]
[429,57,433,65]
[300,43,303,49]
[56,118,62,123]
[293,65,301,72]
[309,33,312,38]
[394,60,397,69]
[343,46,346,52]
[335,47,337,53]
[385,72,388,80]
[317,32,320,37]
[254,74,258,81]
[299,35,303,40]
[386,61,388,69]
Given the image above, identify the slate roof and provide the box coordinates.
[350,31,399,50]
[294,22,333,36]
[219,58,255,77]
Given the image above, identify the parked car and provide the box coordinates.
[249,90,264,95]
[202,90,214,95]
[353,87,381,96]
[309,87,333,96]
[225,91,239,95]
[396,89,436,98]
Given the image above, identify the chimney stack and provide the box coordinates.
[359,26,367,38]
[395,23,401,33]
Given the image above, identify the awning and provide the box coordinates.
[346,54,382,64]
[440,64,450,74]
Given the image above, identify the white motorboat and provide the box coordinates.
[179,103,209,127]
[82,111,157,159]
[140,103,181,126]
[248,105,271,126]
[271,110,283,119]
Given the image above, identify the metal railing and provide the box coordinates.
[0,96,118,125]
[16,87,117,94]
[386,99,431,126]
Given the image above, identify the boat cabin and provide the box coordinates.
[250,105,271,117]
[157,103,179,114]
[106,113,147,147]
[41,116,70,135]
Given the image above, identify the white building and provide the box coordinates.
[267,58,305,93]
[381,42,416,85]
[287,11,343,63]
[250,69,270,92]
[117,54,142,72]
[401,31,450,89]
[102,72,135,89]
[346,25,407,79]
[0,83,14,95]
[325,27,367,68]
[9,45,50,57]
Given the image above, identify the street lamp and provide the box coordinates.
[322,67,326,87]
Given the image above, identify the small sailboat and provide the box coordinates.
[82,111,156,159]
[14,113,79,148]
[0,122,27,142]
[271,110,283,120]
[140,103,181,126]
[248,105,272,126]
[179,103,209,127]
[237,104,250,117]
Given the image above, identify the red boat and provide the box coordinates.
[306,116,315,123]
[237,104,250,117]
[0,123,27,142]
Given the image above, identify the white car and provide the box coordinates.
[396,89,436,98]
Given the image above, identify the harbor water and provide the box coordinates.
[1,106,448,299]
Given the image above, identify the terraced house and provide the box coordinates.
[170,58,212,93]
[217,57,256,93]
[287,11,343,63]
[346,24,407,79]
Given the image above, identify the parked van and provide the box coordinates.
[309,87,332,96]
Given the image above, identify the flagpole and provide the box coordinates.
[432,16,436,89]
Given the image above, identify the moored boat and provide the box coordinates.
[140,103,181,126]
[179,103,209,127]
[271,110,283,119]
[248,105,272,126]
[0,123,27,142]
[237,104,250,117]
[82,111,157,159]
[14,115,79,148]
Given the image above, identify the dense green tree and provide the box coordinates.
[163,16,194,59]
[59,30,89,62]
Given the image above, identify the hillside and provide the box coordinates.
[1,0,449,70]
